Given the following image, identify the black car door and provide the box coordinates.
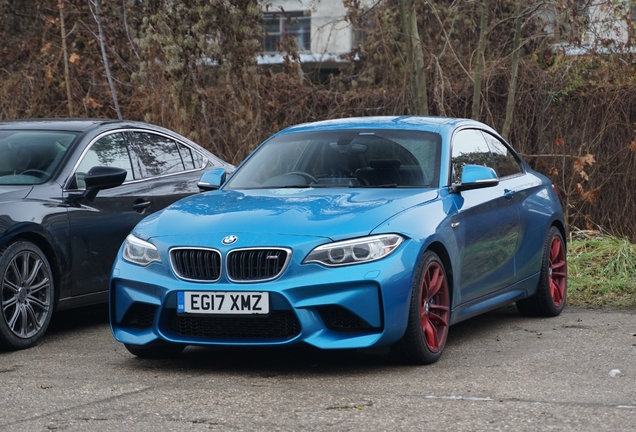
[67,132,153,297]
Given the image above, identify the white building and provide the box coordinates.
[546,0,636,54]
[258,0,374,68]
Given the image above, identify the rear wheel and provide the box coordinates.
[394,251,450,365]
[124,341,186,359]
[0,241,54,350]
[516,226,567,317]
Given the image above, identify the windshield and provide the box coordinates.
[225,129,442,189]
[0,130,77,185]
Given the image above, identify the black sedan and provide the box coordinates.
[0,119,233,350]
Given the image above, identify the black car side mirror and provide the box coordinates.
[83,166,128,201]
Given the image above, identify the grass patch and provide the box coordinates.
[567,230,636,308]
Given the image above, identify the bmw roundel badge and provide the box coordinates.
[222,235,238,245]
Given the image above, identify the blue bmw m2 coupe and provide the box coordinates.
[110,116,567,364]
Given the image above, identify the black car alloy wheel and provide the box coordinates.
[0,241,54,350]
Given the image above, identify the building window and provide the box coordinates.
[263,11,310,53]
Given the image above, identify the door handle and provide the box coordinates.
[451,216,460,229]
[132,199,151,213]
[503,189,515,200]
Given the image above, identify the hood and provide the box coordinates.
[137,188,438,241]
[0,186,33,202]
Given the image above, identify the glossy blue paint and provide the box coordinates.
[134,188,439,241]
[110,116,566,358]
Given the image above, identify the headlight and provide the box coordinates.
[122,234,161,266]
[303,234,403,267]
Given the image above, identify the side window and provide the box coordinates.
[75,133,133,189]
[126,132,186,179]
[177,143,196,170]
[191,148,206,168]
[481,132,523,178]
[451,129,495,184]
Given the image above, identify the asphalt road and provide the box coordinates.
[1,305,634,431]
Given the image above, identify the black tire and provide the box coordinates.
[516,226,567,317]
[124,341,186,359]
[393,250,451,365]
[0,241,54,350]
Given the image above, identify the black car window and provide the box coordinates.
[191,147,205,168]
[0,130,77,185]
[75,132,133,188]
[480,132,523,178]
[178,143,195,170]
[450,129,496,184]
[126,132,190,178]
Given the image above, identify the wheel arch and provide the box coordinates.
[1,231,64,307]
[550,219,567,251]
[426,241,454,307]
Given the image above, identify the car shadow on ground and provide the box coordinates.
[118,304,528,374]
[47,304,110,334]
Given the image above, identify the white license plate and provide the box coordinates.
[177,291,269,315]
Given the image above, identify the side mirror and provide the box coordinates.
[451,164,499,193]
[198,168,227,192]
[83,166,127,201]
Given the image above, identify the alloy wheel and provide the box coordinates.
[1,249,52,339]
[420,260,450,353]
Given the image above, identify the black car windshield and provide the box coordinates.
[0,130,77,185]
[225,129,442,189]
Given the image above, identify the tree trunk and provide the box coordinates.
[502,2,522,140]
[59,2,73,117]
[471,0,490,120]
[399,0,428,115]
[90,0,122,120]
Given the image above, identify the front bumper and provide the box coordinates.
[110,243,417,350]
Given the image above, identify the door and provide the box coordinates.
[450,129,520,304]
[67,132,153,296]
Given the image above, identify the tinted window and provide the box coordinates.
[451,129,495,184]
[75,132,133,188]
[225,129,441,189]
[126,132,189,178]
[0,130,77,185]
[481,132,522,178]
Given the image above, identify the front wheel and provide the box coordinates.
[516,226,567,317]
[394,250,450,365]
[0,241,54,350]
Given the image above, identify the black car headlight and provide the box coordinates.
[303,234,403,267]
[122,234,161,266]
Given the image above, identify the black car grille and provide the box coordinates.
[167,310,300,340]
[170,248,221,281]
[226,248,290,282]
[318,306,376,333]
[121,303,157,329]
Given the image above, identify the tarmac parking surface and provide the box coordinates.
[1,305,635,431]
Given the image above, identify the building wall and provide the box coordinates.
[585,1,630,47]
[261,0,368,59]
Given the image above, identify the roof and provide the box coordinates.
[277,116,494,135]
[0,118,168,134]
